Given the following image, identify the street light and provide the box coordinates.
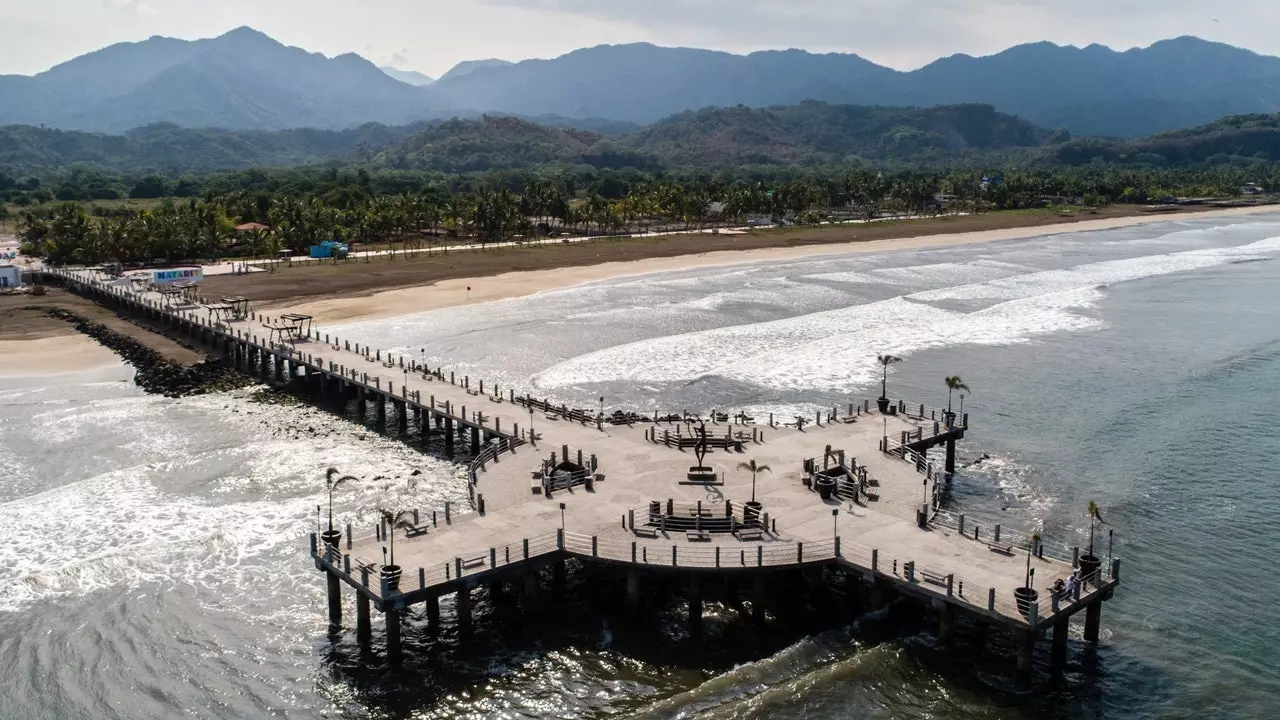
[958,393,965,424]
[598,396,605,430]
[832,508,839,541]
[529,406,536,446]
[560,502,566,531]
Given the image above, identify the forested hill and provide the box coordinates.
[1052,114,1280,165]
[0,122,429,173]
[628,102,1059,165]
[357,116,659,172]
[3,105,1280,179]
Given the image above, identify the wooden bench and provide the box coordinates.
[633,525,659,538]
[460,555,487,570]
[986,541,1013,555]
[920,569,949,587]
[686,530,712,542]
[530,479,543,495]
[403,523,429,539]
[863,488,880,501]
[734,528,764,541]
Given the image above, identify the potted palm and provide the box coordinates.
[737,459,770,525]
[379,507,414,593]
[322,468,356,548]
[944,376,970,425]
[1079,502,1104,584]
[877,354,901,413]
[1014,532,1041,615]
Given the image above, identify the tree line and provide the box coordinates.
[15,165,1276,267]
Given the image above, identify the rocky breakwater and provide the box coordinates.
[41,307,253,397]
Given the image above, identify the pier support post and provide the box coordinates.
[326,572,342,629]
[1084,600,1102,644]
[626,569,640,613]
[426,596,440,633]
[457,586,472,634]
[396,401,407,434]
[356,594,371,644]
[522,567,539,605]
[385,609,402,666]
[688,576,703,634]
[1016,629,1034,686]
[471,426,481,452]
[444,418,455,454]
[945,439,957,475]
[357,387,366,417]
[1051,619,1069,675]
[938,602,955,642]
[376,395,386,425]
[751,575,767,625]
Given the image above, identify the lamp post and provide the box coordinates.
[559,502,566,531]
[832,507,839,541]
[529,406,536,446]
[598,396,605,431]
[420,347,426,377]
[958,393,965,425]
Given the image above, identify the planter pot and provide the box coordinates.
[816,476,836,501]
[744,501,763,526]
[1014,586,1039,615]
[321,528,342,549]
[381,565,402,593]
[1078,553,1101,585]
[877,397,891,413]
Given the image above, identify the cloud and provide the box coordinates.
[101,0,155,15]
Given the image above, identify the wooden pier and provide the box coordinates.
[43,266,1121,685]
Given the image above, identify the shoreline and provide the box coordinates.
[274,204,1280,325]
[0,335,123,379]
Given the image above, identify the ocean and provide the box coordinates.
[3,213,1280,718]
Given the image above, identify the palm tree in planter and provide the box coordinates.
[322,468,357,548]
[877,354,902,412]
[737,459,771,524]
[1079,501,1105,584]
[378,507,416,592]
[1015,532,1041,615]
[944,376,970,424]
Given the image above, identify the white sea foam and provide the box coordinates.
[0,388,468,612]
[912,235,1280,303]
[533,237,1280,392]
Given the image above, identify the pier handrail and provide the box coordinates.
[929,507,1087,567]
[881,440,945,513]
[562,531,838,568]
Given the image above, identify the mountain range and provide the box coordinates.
[1,28,1280,138]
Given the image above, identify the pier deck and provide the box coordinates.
[48,266,1121,681]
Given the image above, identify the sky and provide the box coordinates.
[0,0,1276,77]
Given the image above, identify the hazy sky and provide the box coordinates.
[1,0,1275,77]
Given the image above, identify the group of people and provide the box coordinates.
[1052,568,1086,601]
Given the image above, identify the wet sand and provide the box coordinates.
[266,204,1279,324]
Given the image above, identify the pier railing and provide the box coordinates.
[562,531,839,569]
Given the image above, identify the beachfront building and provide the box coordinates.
[0,264,22,288]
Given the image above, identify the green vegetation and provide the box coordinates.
[14,161,1277,268]
[5,105,1280,198]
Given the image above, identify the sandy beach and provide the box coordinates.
[0,335,122,379]
[276,204,1280,325]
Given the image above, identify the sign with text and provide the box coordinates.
[150,268,203,285]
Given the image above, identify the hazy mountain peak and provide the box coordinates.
[437,58,513,83]
[380,66,435,86]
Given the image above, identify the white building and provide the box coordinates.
[0,264,22,288]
